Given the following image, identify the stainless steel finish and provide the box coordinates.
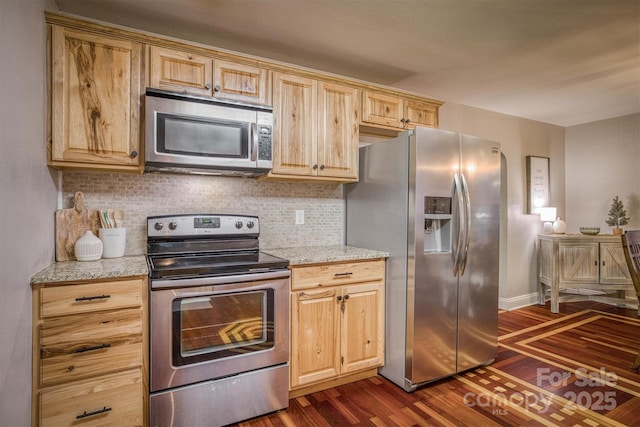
[147,214,259,239]
[149,364,289,427]
[346,127,501,391]
[144,89,273,176]
[150,269,290,289]
[150,274,290,392]
[147,211,290,425]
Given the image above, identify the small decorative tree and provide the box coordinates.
[605,196,630,234]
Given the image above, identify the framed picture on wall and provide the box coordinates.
[526,155,550,214]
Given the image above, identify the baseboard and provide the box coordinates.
[499,292,540,311]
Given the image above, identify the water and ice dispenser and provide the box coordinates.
[424,196,452,253]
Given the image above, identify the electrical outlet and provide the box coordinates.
[295,210,304,225]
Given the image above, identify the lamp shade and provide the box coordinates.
[539,207,557,222]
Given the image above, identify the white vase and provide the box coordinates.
[552,217,567,234]
[75,230,103,261]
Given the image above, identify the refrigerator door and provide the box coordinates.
[408,127,461,385]
[457,135,501,371]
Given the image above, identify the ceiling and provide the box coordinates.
[53,0,640,127]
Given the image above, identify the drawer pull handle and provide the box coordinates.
[75,294,111,302]
[334,272,353,277]
[74,343,112,353]
[76,406,112,419]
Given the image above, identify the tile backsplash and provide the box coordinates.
[63,172,344,255]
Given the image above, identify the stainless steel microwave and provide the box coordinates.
[144,89,273,177]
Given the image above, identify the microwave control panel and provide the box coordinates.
[258,125,272,161]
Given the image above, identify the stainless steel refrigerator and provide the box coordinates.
[345,126,501,392]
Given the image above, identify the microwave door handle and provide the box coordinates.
[250,122,258,161]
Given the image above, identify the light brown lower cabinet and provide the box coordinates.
[289,259,385,397]
[32,277,147,426]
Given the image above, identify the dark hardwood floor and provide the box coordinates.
[233,301,640,427]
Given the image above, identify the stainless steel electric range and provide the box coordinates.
[146,214,290,427]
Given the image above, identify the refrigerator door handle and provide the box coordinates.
[452,172,464,276]
[459,172,471,275]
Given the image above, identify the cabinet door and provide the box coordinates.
[361,91,404,129]
[214,60,270,105]
[290,288,340,388]
[558,242,599,283]
[600,242,632,284]
[271,73,317,176]
[340,282,384,374]
[317,82,359,180]
[50,27,141,169]
[404,99,438,128]
[148,46,213,96]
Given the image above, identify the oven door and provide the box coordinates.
[150,270,290,392]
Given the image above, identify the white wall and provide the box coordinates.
[565,113,640,233]
[0,0,58,425]
[439,103,566,310]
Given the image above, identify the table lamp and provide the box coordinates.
[540,207,556,234]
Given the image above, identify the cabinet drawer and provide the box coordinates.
[40,279,143,318]
[291,260,384,290]
[40,309,142,386]
[40,369,143,427]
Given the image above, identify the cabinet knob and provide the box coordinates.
[344,294,350,300]
[313,164,318,170]
[337,295,342,301]
[320,164,326,170]
[205,82,212,90]
[130,150,138,158]
[405,119,411,124]
[214,85,221,92]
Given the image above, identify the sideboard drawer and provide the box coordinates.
[40,279,143,318]
[39,369,143,427]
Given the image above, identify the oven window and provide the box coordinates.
[157,113,249,158]
[172,289,274,366]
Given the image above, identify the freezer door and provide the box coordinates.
[457,135,501,371]
[408,127,461,384]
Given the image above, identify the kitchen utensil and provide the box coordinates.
[114,209,125,228]
[102,210,111,228]
[99,210,107,228]
[55,191,101,261]
[108,209,116,228]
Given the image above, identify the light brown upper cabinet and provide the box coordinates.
[49,26,142,172]
[362,90,439,130]
[269,73,359,182]
[148,46,271,105]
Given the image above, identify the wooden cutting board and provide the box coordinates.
[55,191,101,261]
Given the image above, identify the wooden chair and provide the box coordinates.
[621,230,640,371]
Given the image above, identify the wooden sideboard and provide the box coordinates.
[537,234,637,313]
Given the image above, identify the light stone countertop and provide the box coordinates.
[264,245,389,266]
[30,245,388,284]
[31,255,148,285]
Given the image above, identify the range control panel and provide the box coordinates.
[147,214,259,238]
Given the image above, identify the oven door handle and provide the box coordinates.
[150,269,291,289]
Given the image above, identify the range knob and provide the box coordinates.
[168,221,177,230]
[247,221,255,229]
[154,222,164,231]
[235,221,243,229]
